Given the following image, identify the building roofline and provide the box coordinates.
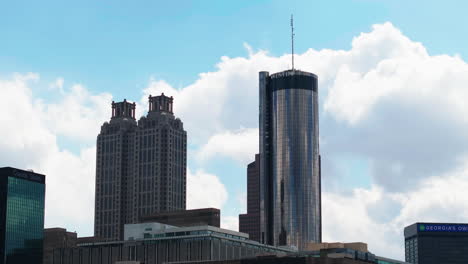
[0,167,45,183]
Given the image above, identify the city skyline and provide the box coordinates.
[2,0,468,260]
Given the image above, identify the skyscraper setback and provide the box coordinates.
[259,69,321,250]
[239,154,261,242]
[94,94,187,241]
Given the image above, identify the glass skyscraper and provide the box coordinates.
[259,70,321,250]
[0,167,46,264]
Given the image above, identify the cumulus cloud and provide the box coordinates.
[140,51,288,145]
[197,128,258,165]
[187,169,228,210]
[0,74,103,235]
[221,216,239,232]
[323,159,468,259]
[41,83,112,143]
[49,77,64,93]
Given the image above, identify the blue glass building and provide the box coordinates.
[259,70,321,250]
[0,167,45,264]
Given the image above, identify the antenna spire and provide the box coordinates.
[291,14,295,70]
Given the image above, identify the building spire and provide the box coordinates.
[291,14,295,70]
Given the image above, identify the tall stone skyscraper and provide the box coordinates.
[259,70,321,250]
[239,154,261,242]
[94,94,186,241]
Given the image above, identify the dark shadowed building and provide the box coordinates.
[0,167,45,264]
[259,70,321,249]
[94,94,187,241]
[404,222,468,264]
[140,208,220,227]
[239,154,260,242]
[43,228,77,264]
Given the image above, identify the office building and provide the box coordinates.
[404,222,468,264]
[52,224,294,264]
[239,154,260,242]
[259,70,321,249]
[140,208,220,227]
[95,93,187,241]
[0,167,46,264]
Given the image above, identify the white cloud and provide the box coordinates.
[323,159,468,260]
[41,83,112,143]
[187,169,228,210]
[197,128,258,165]
[49,77,64,93]
[0,74,103,236]
[0,73,55,168]
[140,51,288,145]
[237,192,247,214]
[39,147,96,232]
[322,186,404,259]
[221,216,239,232]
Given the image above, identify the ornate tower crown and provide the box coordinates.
[148,93,173,114]
[111,99,136,120]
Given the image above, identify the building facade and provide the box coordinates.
[168,249,408,264]
[404,222,468,264]
[239,154,260,242]
[259,70,321,249]
[95,94,187,241]
[0,167,45,264]
[52,225,294,264]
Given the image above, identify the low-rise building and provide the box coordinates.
[52,223,295,264]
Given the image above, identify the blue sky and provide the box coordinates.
[2,0,468,96]
[3,0,468,259]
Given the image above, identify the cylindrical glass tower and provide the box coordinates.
[259,69,320,250]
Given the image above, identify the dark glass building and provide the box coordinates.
[95,93,187,241]
[259,70,321,250]
[404,222,468,264]
[239,154,260,242]
[0,167,45,264]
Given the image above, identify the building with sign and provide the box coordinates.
[94,94,187,241]
[0,167,46,264]
[258,70,321,249]
[404,222,468,263]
